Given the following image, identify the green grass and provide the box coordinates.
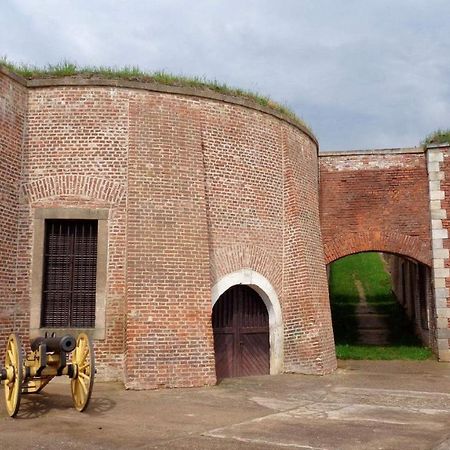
[357,253,395,305]
[336,344,433,360]
[330,251,396,307]
[329,252,432,360]
[422,129,450,146]
[329,254,361,343]
[329,255,362,305]
[0,58,309,130]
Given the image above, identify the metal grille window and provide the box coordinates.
[41,220,98,328]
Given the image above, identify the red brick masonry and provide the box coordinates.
[320,150,432,266]
[0,67,336,388]
[0,67,441,386]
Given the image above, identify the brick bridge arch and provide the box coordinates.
[323,231,431,267]
[319,150,433,268]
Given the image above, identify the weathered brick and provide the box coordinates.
[319,150,432,266]
[0,69,335,387]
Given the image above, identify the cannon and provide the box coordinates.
[0,332,94,417]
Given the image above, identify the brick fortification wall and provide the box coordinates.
[16,85,129,381]
[204,105,335,375]
[319,150,432,266]
[126,93,214,388]
[320,149,437,357]
[0,72,27,359]
[0,67,334,387]
[283,129,335,373]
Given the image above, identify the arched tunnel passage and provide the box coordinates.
[327,251,433,357]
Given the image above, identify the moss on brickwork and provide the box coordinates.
[0,59,310,131]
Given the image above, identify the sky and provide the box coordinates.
[1,0,450,151]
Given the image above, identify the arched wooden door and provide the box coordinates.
[212,285,269,380]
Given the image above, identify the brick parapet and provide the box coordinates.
[0,65,318,149]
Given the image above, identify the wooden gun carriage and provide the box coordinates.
[0,332,94,417]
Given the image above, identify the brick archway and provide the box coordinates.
[20,175,126,206]
[210,245,282,295]
[211,269,283,375]
[323,231,431,266]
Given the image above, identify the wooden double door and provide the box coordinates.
[212,285,269,380]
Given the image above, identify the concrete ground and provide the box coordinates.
[2,360,450,449]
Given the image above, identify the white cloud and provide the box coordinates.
[2,0,450,149]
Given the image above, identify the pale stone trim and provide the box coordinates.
[426,148,450,361]
[211,269,284,375]
[30,207,109,340]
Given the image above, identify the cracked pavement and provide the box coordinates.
[2,360,450,449]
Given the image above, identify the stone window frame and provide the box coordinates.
[30,208,108,340]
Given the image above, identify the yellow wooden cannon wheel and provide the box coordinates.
[71,333,94,412]
[4,333,23,417]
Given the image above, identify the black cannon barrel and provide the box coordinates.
[31,335,76,353]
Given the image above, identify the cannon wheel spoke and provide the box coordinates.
[4,333,23,417]
[71,333,94,412]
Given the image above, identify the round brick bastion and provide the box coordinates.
[0,67,336,389]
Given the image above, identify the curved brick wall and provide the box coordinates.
[0,70,27,362]
[0,67,335,388]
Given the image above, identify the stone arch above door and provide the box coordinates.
[211,269,283,375]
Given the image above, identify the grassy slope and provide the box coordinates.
[329,252,432,360]
[328,255,360,343]
[0,59,308,130]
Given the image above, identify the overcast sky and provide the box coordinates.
[2,0,450,151]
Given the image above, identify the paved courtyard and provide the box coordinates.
[2,360,450,449]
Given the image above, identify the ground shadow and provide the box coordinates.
[14,391,116,420]
[329,252,426,349]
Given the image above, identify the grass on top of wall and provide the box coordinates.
[0,58,309,131]
[422,129,450,146]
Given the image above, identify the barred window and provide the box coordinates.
[41,220,98,328]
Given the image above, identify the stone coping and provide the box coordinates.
[0,65,318,148]
[426,143,450,149]
[319,147,425,157]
